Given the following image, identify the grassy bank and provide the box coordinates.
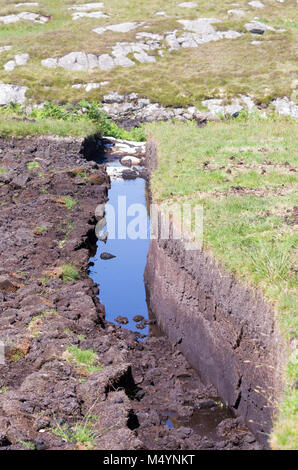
[0,0,297,106]
[145,115,298,449]
[0,101,145,140]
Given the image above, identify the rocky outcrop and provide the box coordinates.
[0,84,28,105]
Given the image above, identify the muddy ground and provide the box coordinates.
[0,136,262,450]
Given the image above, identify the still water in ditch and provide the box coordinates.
[88,151,234,439]
[89,162,151,336]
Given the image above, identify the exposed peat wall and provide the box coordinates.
[144,138,286,447]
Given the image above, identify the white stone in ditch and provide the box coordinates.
[121,156,142,166]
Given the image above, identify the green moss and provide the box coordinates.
[19,441,36,450]
[61,264,79,282]
[27,161,40,170]
[61,196,77,211]
[52,414,98,448]
[64,346,102,374]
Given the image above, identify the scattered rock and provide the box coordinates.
[4,53,29,71]
[0,12,49,24]
[115,316,129,325]
[272,97,298,119]
[202,95,255,117]
[68,3,104,11]
[227,9,246,18]
[177,426,192,439]
[0,84,28,105]
[136,320,147,330]
[248,1,265,8]
[71,11,108,20]
[100,252,116,260]
[93,22,140,35]
[0,276,20,293]
[133,315,144,323]
[72,82,101,92]
[120,156,142,167]
[245,21,269,34]
[178,2,198,8]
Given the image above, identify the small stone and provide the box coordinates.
[120,156,141,167]
[136,320,147,330]
[0,276,19,292]
[227,9,245,18]
[34,439,46,451]
[41,58,58,68]
[248,1,265,8]
[98,54,115,71]
[0,84,28,105]
[178,2,198,8]
[115,316,129,325]
[103,92,125,103]
[100,252,116,260]
[133,315,144,323]
[245,21,267,34]
[14,53,29,66]
[177,426,192,439]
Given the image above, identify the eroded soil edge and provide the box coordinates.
[144,139,287,448]
[0,136,261,450]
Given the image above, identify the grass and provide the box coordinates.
[0,0,297,106]
[64,345,102,374]
[34,226,47,233]
[26,161,40,170]
[0,101,146,140]
[0,167,7,174]
[61,264,79,282]
[61,196,77,210]
[52,414,99,448]
[28,310,57,337]
[10,349,25,362]
[146,113,298,450]
[19,441,35,450]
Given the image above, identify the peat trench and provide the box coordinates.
[0,135,269,450]
[87,137,264,450]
